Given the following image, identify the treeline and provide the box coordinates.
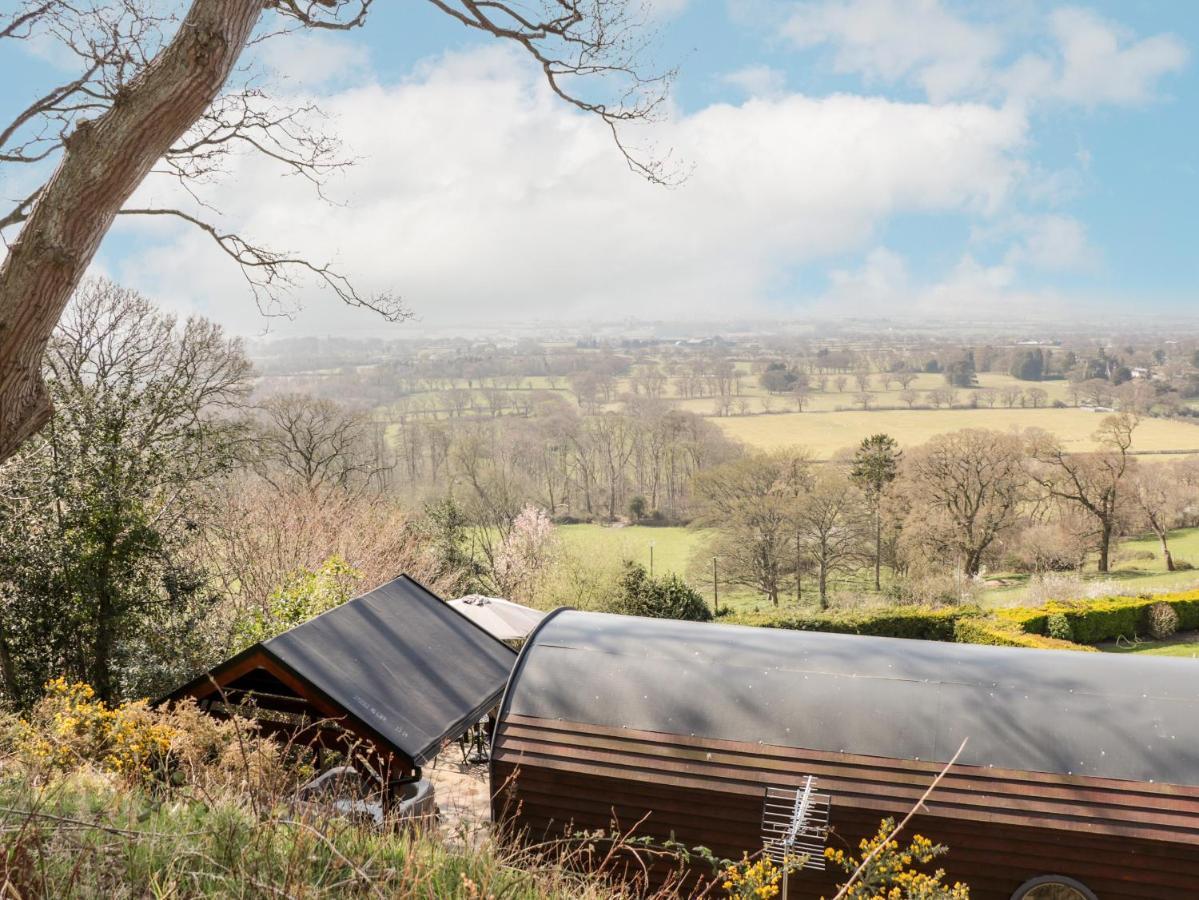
[693,417,1199,609]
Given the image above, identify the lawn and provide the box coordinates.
[713,407,1199,459]
[1097,631,1199,658]
[558,523,699,577]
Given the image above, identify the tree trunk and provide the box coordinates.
[1159,532,1175,572]
[964,550,981,577]
[873,506,882,591]
[0,0,265,463]
[1097,520,1113,573]
[818,559,828,609]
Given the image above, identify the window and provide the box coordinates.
[1011,875,1098,900]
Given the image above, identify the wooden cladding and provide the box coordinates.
[491,714,1199,899]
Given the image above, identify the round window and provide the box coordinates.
[1011,875,1098,900]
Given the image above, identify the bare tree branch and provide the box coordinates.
[118,207,408,321]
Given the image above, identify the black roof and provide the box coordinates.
[501,610,1199,786]
[171,576,516,764]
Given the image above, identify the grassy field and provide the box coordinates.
[714,407,1199,459]
[1097,632,1199,657]
[558,523,699,578]
[557,523,1199,618]
[979,527,1199,606]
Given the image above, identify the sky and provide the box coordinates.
[2,0,1197,336]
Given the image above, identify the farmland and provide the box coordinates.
[715,407,1199,458]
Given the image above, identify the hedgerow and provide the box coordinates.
[996,589,1199,644]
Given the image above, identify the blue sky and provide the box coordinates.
[1,1,1196,333]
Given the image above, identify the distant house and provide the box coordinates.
[492,612,1199,899]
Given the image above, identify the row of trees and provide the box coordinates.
[695,415,1198,608]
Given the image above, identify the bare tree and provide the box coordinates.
[999,384,1023,408]
[0,0,673,462]
[1027,414,1138,574]
[1024,387,1048,408]
[901,429,1026,576]
[257,393,386,496]
[795,467,868,608]
[1127,461,1189,571]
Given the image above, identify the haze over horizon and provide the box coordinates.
[3,0,1196,337]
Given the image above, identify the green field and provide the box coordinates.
[715,407,1199,459]
[980,527,1199,606]
[558,524,700,579]
[1098,632,1199,657]
[557,523,1199,617]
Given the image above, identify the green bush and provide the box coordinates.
[1045,612,1073,642]
[729,605,1100,651]
[952,617,1096,652]
[615,562,712,622]
[997,589,1199,643]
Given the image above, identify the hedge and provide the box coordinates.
[996,589,1199,644]
[726,607,962,642]
[726,590,1199,651]
[952,617,1098,652]
[727,605,1098,651]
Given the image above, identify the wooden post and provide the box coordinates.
[712,556,719,615]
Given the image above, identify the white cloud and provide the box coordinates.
[785,0,1003,103]
[1017,7,1189,107]
[784,0,1188,108]
[820,247,1067,318]
[255,31,371,90]
[1004,214,1095,272]
[112,46,1028,334]
[721,64,787,98]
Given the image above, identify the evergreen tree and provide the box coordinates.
[850,434,902,591]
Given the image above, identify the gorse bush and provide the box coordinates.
[824,818,969,900]
[11,679,173,777]
[4,679,297,799]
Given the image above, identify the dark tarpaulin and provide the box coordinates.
[171,576,516,765]
[502,610,1199,786]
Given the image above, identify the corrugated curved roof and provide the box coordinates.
[500,610,1199,786]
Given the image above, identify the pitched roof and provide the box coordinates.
[169,576,516,765]
[503,610,1199,786]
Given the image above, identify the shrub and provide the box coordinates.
[1045,613,1073,642]
[12,679,174,777]
[1145,602,1180,640]
[997,589,1199,643]
[952,618,1096,652]
[615,563,712,622]
[825,819,969,900]
[729,607,962,642]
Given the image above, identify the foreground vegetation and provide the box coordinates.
[0,681,970,899]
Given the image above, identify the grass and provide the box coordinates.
[557,524,698,579]
[1097,631,1199,657]
[979,527,1199,607]
[713,407,1199,459]
[555,524,1199,620]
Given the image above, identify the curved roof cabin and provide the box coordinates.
[491,610,1199,899]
